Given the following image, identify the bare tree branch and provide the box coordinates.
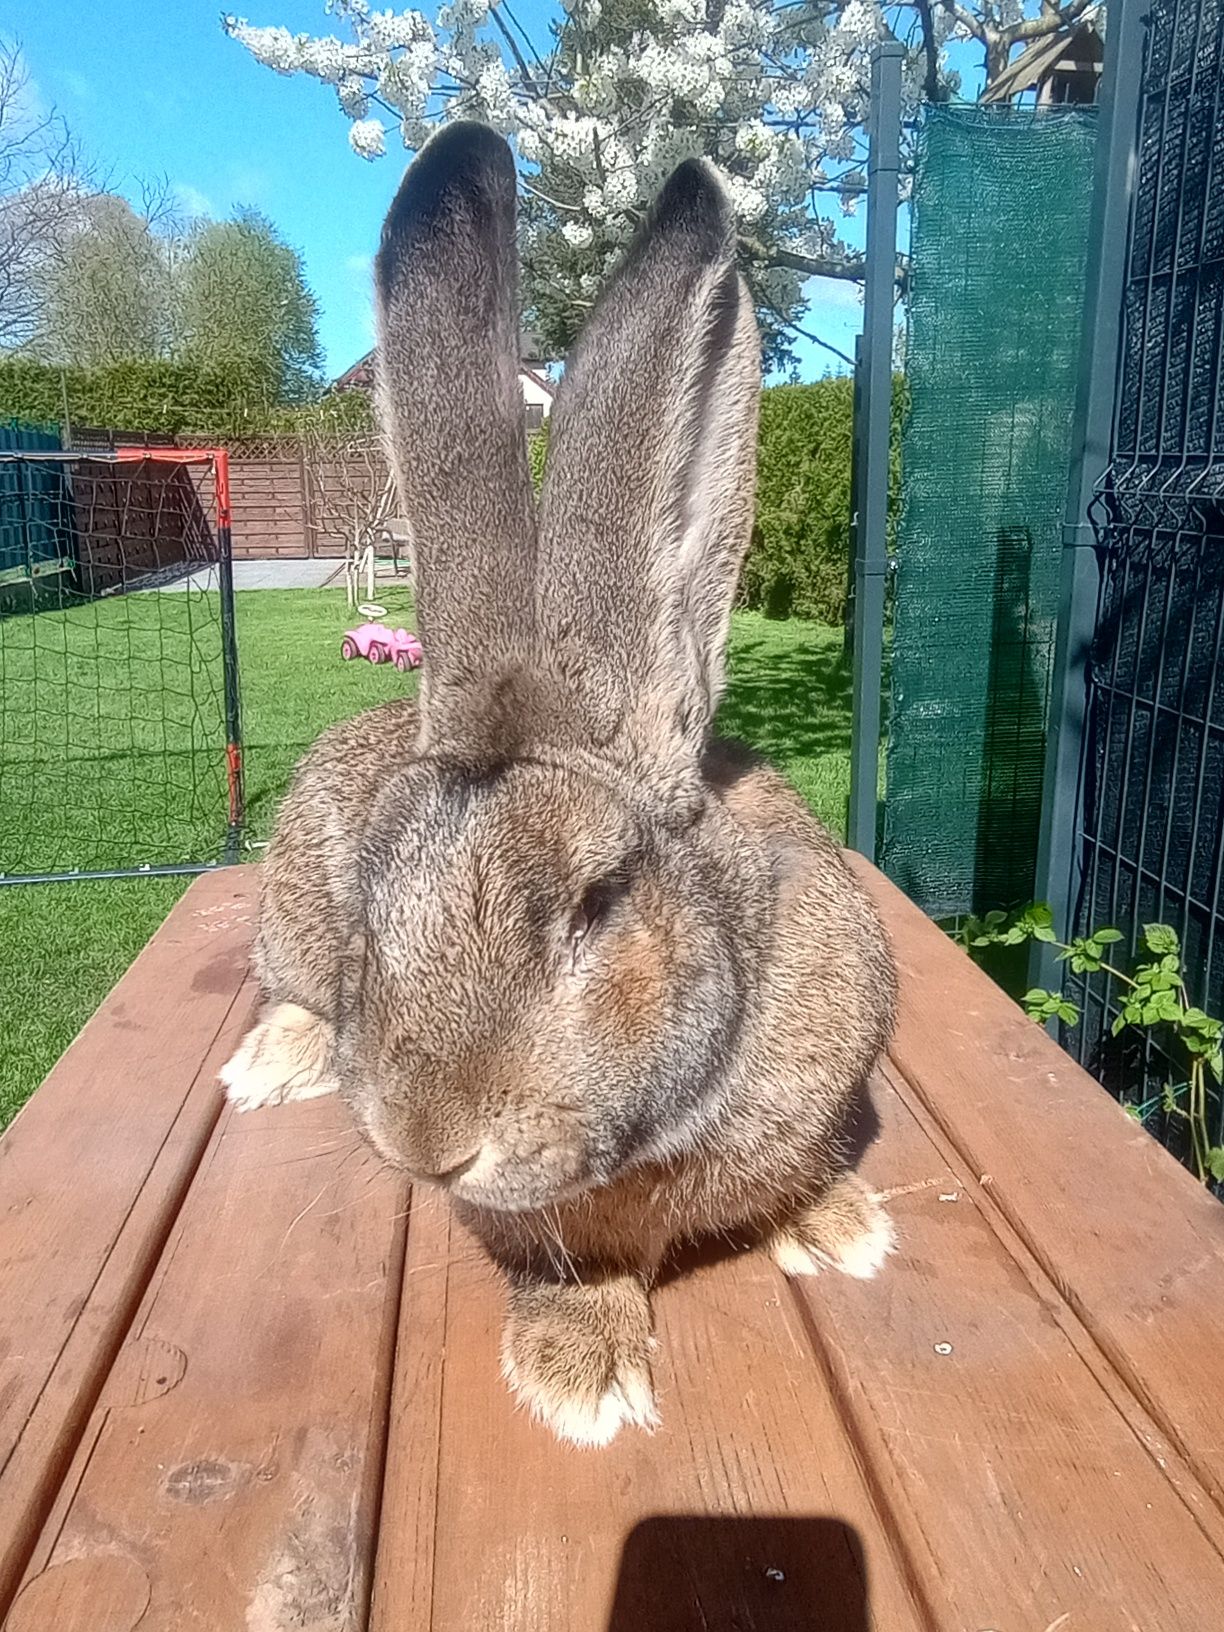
[934,0,990,48]
[739,235,867,283]
[488,3,544,101]
[0,40,103,351]
[297,414,402,594]
[931,0,1097,83]
[770,301,857,369]
[912,0,945,103]
[1010,0,1094,46]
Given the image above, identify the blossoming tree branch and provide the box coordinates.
[224,0,1097,370]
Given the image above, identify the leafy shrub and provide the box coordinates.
[960,906,1224,1189]
[527,417,550,493]
[0,357,371,440]
[739,377,905,626]
[739,380,854,624]
[522,382,877,627]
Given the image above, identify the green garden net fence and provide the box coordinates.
[882,104,1098,918]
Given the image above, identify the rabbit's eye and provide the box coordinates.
[570,875,626,950]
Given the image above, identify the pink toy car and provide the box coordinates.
[341,621,423,672]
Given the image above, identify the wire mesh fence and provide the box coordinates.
[1064,0,1224,1170]
[0,447,241,882]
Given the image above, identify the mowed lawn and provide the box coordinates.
[0,588,854,1124]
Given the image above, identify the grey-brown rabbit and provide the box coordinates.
[221,121,898,1447]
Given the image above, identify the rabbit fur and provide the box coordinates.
[220,122,898,1448]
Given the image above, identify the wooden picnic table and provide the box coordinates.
[2,860,1222,1631]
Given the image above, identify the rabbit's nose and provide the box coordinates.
[420,1147,483,1186]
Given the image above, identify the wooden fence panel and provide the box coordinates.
[226,447,312,559]
[223,442,392,560]
[54,431,397,563]
[72,462,211,595]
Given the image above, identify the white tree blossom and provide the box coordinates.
[348,115,388,156]
[223,0,1098,367]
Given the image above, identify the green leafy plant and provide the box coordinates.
[527,418,549,494]
[957,908,1224,1186]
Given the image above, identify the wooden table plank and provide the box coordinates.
[6,851,1223,1630]
[7,1090,409,1632]
[0,867,257,1616]
[372,1188,924,1632]
[851,856,1224,1511]
[378,1061,1224,1630]
[798,1065,1224,1630]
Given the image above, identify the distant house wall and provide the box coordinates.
[334,348,557,428]
[520,368,555,428]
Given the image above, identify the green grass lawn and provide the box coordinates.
[0,590,853,1126]
[719,609,855,828]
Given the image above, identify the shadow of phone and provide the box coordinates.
[606,1514,870,1632]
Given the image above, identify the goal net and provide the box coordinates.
[0,447,243,883]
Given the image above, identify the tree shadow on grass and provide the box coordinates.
[718,636,854,764]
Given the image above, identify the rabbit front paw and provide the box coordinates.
[501,1275,658,1448]
[219,1002,338,1112]
[767,1171,896,1280]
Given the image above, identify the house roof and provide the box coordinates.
[520,365,556,399]
[332,353,377,393]
[981,8,1104,103]
[333,333,556,393]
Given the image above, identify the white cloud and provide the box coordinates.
[345,253,372,274]
[175,183,216,220]
[61,69,95,102]
[229,164,270,205]
[806,275,863,312]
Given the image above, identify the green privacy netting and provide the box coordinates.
[882,103,1098,919]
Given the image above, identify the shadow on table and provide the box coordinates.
[606,1515,869,1632]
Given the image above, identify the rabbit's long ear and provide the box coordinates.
[375,122,537,756]
[536,161,760,809]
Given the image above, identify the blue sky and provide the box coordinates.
[14,1,924,380]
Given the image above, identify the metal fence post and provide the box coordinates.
[1031,0,1146,986]
[214,449,245,865]
[844,333,864,663]
[848,39,903,860]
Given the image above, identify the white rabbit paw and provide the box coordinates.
[501,1278,658,1448]
[768,1175,896,1281]
[219,1003,337,1112]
